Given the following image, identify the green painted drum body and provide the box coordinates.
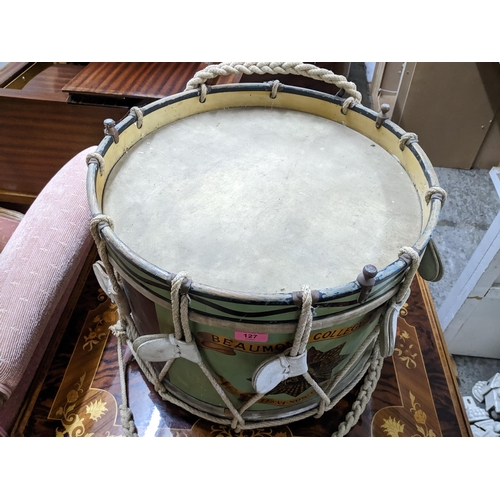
[87,79,443,425]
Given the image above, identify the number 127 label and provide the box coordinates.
[234,331,269,343]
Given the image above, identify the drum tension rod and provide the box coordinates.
[357,265,378,304]
[376,104,391,129]
[104,118,119,144]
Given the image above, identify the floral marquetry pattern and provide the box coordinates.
[86,400,108,421]
[54,373,112,437]
[381,417,405,437]
[371,298,443,437]
[376,392,438,438]
[55,374,110,437]
[47,293,122,437]
[394,329,418,369]
[55,374,87,437]
[409,391,436,437]
[83,303,118,351]
[400,302,409,317]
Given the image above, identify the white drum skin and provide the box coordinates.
[103,107,422,294]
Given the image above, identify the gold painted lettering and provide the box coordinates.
[308,316,371,343]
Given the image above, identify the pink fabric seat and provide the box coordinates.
[0,212,21,253]
[0,147,95,436]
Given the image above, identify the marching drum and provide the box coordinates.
[86,62,445,434]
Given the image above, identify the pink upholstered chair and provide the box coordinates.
[0,209,23,253]
[0,147,95,436]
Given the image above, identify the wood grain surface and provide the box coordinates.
[62,62,206,99]
[0,62,210,206]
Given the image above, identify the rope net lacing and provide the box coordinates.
[89,215,391,436]
[89,214,429,436]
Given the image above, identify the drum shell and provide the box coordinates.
[112,245,401,418]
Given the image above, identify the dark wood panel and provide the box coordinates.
[0,96,127,200]
[22,64,83,97]
[0,62,31,86]
[0,62,226,205]
[63,62,206,99]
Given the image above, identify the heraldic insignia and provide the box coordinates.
[268,344,348,397]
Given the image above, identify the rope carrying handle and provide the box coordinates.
[185,62,362,105]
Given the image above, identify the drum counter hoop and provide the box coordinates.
[86,62,446,435]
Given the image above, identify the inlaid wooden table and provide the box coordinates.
[15,264,471,437]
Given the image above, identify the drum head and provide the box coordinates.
[103,106,422,294]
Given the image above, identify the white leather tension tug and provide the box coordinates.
[133,334,202,364]
[379,287,411,358]
[252,349,308,394]
[93,260,116,302]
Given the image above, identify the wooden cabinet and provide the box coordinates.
[0,62,208,208]
[0,63,126,207]
[370,62,500,170]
